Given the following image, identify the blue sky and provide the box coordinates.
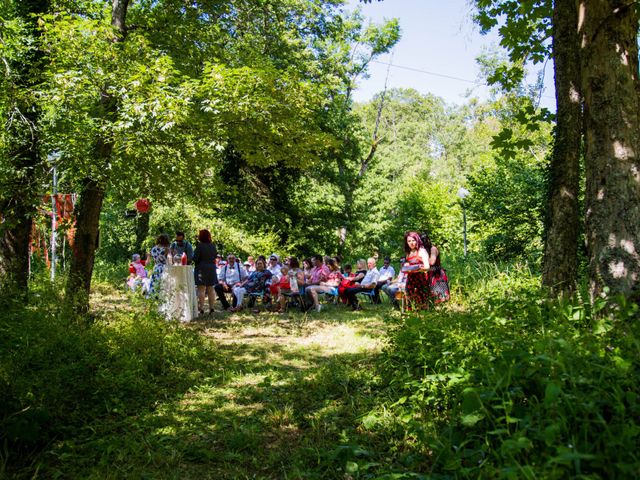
[345,0,555,110]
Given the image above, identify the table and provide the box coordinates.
[160,265,198,322]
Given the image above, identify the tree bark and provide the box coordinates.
[542,0,582,294]
[0,0,50,300]
[65,178,105,310]
[579,0,640,299]
[134,211,150,256]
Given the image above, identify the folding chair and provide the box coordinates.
[356,289,377,304]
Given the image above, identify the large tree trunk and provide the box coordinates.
[0,0,50,300]
[65,0,129,312]
[66,178,105,311]
[579,0,640,299]
[542,0,582,294]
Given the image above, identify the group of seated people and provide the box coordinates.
[209,252,406,313]
[128,246,407,313]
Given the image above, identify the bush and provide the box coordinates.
[378,264,640,478]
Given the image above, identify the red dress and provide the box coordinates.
[405,252,430,310]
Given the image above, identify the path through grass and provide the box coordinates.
[56,300,396,479]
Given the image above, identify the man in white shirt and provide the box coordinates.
[373,256,396,304]
[267,254,282,281]
[344,257,380,311]
[214,254,247,310]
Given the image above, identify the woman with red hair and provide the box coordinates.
[403,231,436,310]
[193,229,218,315]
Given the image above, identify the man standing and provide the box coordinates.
[344,257,380,311]
[170,231,194,263]
[215,254,247,310]
[373,256,395,304]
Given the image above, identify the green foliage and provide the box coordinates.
[0,282,215,469]
[474,0,552,87]
[466,153,546,260]
[378,263,640,478]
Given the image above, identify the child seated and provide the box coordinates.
[127,254,151,294]
[270,265,293,312]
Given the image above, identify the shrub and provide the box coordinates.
[379,265,640,478]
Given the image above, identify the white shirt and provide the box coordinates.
[267,264,282,282]
[378,265,396,283]
[360,267,380,287]
[221,262,244,285]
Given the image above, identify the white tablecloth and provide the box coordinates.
[160,265,198,322]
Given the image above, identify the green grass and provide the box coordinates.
[2,260,639,479]
[2,284,398,479]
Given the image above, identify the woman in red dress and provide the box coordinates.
[403,231,439,310]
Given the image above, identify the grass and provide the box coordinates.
[2,259,639,479]
[2,284,398,479]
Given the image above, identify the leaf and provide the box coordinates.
[461,413,484,427]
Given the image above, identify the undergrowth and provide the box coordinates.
[364,260,640,479]
[0,280,216,477]
[1,260,639,479]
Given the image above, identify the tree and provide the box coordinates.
[40,0,378,310]
[541,0,582,294]
[579,0,640,298]
[475,0,583,293]
[65,0,131,311]
[0,0,50,300]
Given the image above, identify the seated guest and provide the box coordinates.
[127,254,150,294]
[170,231,194,264]
[230,258,272,311]
[215,254,247,311]
[267,253,282,279]
[333,255,343,274]
[373,256,396,304]
[305,259,343,312]
[215,254,224,276]
[344,257,380,311]
[302,258,313,283]
[270,265,291,312]
[307,255,329,287]
[338,259,366,304]
[246,255,256,272]
[382,265,407,308]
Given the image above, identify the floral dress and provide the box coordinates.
[149,245,169,296]
[405,252,430,310]
[426,254,450,303]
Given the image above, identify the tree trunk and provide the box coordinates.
[135,211,150,256]
[542,0,582,294]
[66,178,105,311]
[579,0,640,299]
[0,0,50,300]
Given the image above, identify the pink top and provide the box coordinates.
[322,270,344,286]
[132,262,148,278]
[309,264,330,284]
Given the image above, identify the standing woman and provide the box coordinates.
[403,231,433,310]
[193,229,218,315]
[149,234,171,297]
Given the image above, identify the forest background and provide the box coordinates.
[1,0,639,478]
